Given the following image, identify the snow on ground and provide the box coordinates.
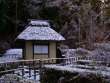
[0,49,22,63]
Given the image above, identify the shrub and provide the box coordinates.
[41,68,109,83]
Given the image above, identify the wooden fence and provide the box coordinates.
[0,56,110,82]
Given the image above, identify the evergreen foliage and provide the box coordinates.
[0,0,7,32]
[0,0,110,52]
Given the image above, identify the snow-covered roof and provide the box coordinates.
[17,20,65,41]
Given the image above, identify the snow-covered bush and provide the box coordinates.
[75,48,91,56]
[94,43,110,51]
[61,49,76,57]
[61,48,91,58]
[61,43,110,64]
[4,49,22,55]
[90,43,110,62]
[0,49,23,63]
[41,68,78,83]
[92,43,110,56]
[41,68,109,83]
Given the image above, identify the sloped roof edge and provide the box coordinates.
[17,20,65,41]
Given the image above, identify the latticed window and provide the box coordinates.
[34,44,49,55]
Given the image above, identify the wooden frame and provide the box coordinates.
[32,42,50,59]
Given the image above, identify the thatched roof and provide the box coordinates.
[17,20,65,41]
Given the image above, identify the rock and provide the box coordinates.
[0,74,36,83]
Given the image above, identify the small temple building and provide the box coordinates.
[17,20,65,60]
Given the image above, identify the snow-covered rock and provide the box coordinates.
[0,74,37,83]
[0,49,22,63]
[4,49,22,55]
